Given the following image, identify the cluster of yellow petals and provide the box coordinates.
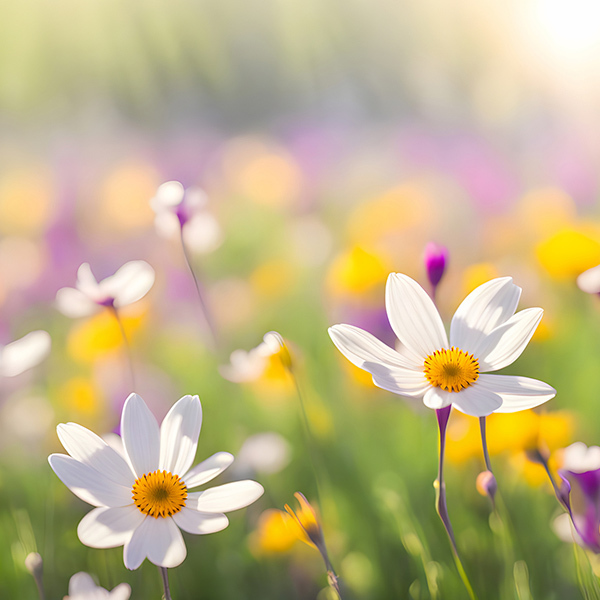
[424,347,480,392]
[132,470,187,518]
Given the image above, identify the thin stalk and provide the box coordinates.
[179,228,218,350]
[435,407,477,600]
[160,567,172,600]
[478,417,497,509]
[110,306,136,391]
[479,417,493,473]
[290,366,324,510]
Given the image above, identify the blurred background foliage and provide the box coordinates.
[3,0,600,598]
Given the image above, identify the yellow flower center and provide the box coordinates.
[424,347,479,392]
[132,470,187,518]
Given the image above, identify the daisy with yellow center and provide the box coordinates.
[329,274,555,417]
[49,393,264,570]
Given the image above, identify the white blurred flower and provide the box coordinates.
[49,393,264,570]
[219,331,289,383]
[0,330,50,377]
[65,572,131,600]
[55,261,155,318]
[577,264,600,294]
[151,181,222,254]
[562,441,600,473]
[235,432,291,475]
[330,275,555,417]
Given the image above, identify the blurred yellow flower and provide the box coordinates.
[57,377,102,419]
[250,259,296,299]
[346,184,433,246]
[99,162,159,232]
[249,509,302,554]
[0,166,55,236]
[536,226,600,280]
[66,307,145,364]
[327,246,391,298]
[222,137,302,208]
[447,409,574,467]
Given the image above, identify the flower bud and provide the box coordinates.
[424,243,448,290]
[476,470,497,500]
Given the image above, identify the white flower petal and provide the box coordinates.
[76,263,102,300]
[476,374,556,413]
[563,442,600,473]
[450,277,521,354]
[121,393,160,478]
[183,452,234,488]
[450,383,503,417]
[367,363,431,398]
[172,507,229,534]
[423,387,454,410]
[328,324,420,370]
[68,572,98,595]
[57,423,134,488]
[183,187,208,209]
[183,213,223,254]
[103,261,155,308]
[159,395,202,477]
[553,513,582,545]
[188,480,264,513]
[153,212,181,240]
[77,506,143,548]
[0,330,51,377]
[49,454,133,507]
[151,181,185,209]
[385,273,448,362]
[472,308,544,371]
[55,287,99,318]
[109,583,132,600]
[124,516,186,570]
[577,265,600,294]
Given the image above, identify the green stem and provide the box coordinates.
[179,228,218,350]
[160,567,172,600]
[436,407,478,600]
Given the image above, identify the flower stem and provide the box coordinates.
[159,567,172,600]
[435,406,478,600]
[478,417,497,509]
[110,306,136,391]
[289,365,325,511]
[179,228,218,350]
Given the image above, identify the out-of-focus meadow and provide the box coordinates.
[4,0,600,598]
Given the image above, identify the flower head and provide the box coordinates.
[554,442,600,552]
[65,572,131,600]
[56,262,155,318]
[219,331,292,383]
[49,393,264,569]
[329,274,555,417]
[0,330,51,377]
[150,181,222,254]
[424,242,448,289]
[284,492,326,555]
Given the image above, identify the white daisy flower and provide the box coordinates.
[49,393,264,570]
[329,274,555,417]
[151,181,222,254]
[65,572,131,600]
[0,330,51,377]
[56,261,155,319]
[219,331,289,383]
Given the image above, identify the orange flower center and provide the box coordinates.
[424,347,479,392]
[132,470,187,518]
